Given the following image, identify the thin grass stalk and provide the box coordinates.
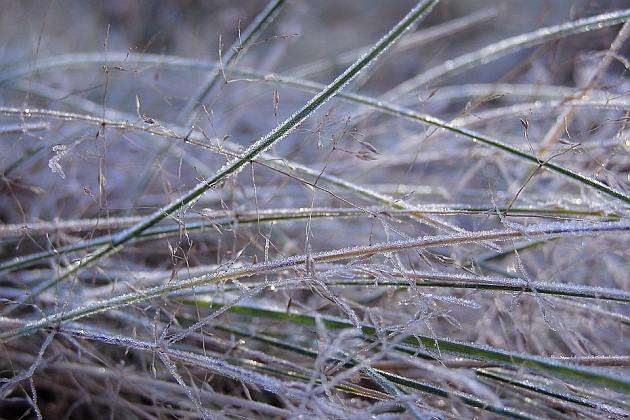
[477,369,627,417]
[183,301,630,392]
[0,224,563,275]
[361,368,429,420]
[0,204,616,239]
[130,0,287,213]
[74,264,628,306]
[307,274,630,303]
[6,202,617,274]
[0,207,386,273]
[4,353,292,417]
[288,9,497,78]
[0,122,49,134]
[178,299,630,392]
[4,102,627,208]
[57,326,309,400]
[536,21,630,157]
[134,267,630,305]
[0,100,495,253]
[408,83,617,103]
[450,98,630,128]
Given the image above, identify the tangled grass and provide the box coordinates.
[0,1,629,418]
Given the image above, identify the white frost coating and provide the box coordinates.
[358,268,630,301]
[0,121,49,134]
[451,97,630,128]
[48,144,70,179]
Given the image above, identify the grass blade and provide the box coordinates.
[385,8,630,98]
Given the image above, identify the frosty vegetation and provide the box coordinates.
[0,0,629,418]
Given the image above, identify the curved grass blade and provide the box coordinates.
[131,0,287,214]
[321,274,630,303]
[165,269,630,305]
[477,369,628,417]
[0,207,383,273]
[6,201,617,274]
[0,122,49,135]
[253,76,630,203]
[385,8,630,98]
[1,204,615,240]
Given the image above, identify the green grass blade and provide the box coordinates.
[6,53,627,203]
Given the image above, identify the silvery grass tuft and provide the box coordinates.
[0,1,629,418]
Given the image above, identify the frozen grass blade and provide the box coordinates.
[0,122,49,135]
[384,8,630,98]
[214,324,536,419]
[130,0,287,209]
[318,273,630,303]
[2,205,619,274]
[246,75,630,203]
[155,269,630,305]
[477,369,628,417]
[0,351,292,417]
[0,207,383,272]
[361,368,428,420]
[2,4,629,416]
[57,327,309,400]
[1,204,615,239]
